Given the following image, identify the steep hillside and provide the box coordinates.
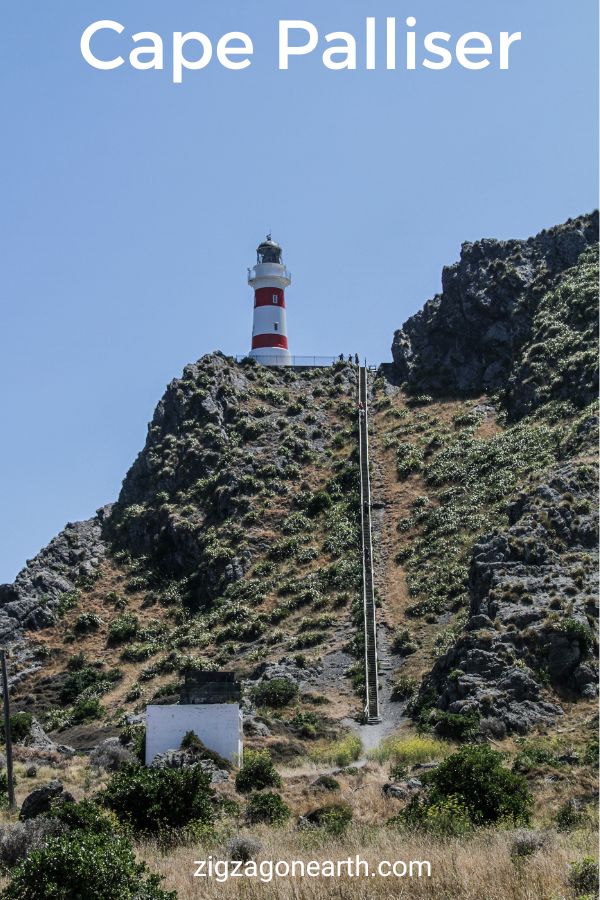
[3,358,372,750]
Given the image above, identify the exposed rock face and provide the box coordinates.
[0,510,109,645]
[391,212,598,415]
[418,463,598,736]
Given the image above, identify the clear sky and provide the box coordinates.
[1,0,598,581]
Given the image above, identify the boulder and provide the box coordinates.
[19,780,74,821]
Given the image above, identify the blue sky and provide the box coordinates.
[1,0,598,581]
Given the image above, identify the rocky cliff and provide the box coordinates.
[392,212,598,418]
[388,213,598,736]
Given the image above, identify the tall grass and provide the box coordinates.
[367,734,450,766]
[139,824,598,900]
[309,734,362,768]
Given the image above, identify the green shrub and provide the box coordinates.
[390,676,418,702]
[425,744,532,826]
[302,491,333,516]
[0,712,33,744]
[102,764,214,833]
[74,613,102,634]
[568,857,599,896]
[3,832,175,900]
[59,665,121,705]
[107,613,139,645]
[389,762,408,781]
[245,792,290,825]
[51,799,115,836]
[56,590,81,617]
[584,738,599,766]
[70,697,104,725]
[252,678,298,708]
[396,443,423,478]
[391,628,418,655]
[0,770,11,807]
[555,799,587,832]
[179,731,232,771]
[395,795,473,836]
[306,802,353,835]
[235,750,282,794]
[289,711,324,739]
[406,395,433,407]
[312,774,340,792]
[432,710,480,741]
[559,618,595,657]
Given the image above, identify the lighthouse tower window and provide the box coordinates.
[273,323,278,331]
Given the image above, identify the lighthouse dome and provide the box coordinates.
[256,235,283,265]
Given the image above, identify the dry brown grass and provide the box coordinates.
[138,824,597,899]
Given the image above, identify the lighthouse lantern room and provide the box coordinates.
[248,236,292,366]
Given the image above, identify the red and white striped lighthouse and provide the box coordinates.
[248,235,292,366]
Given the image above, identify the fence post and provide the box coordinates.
[1,650,16,811]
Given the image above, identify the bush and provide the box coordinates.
[59,665,121,705]
[568,857,599,896]
[226,835,262,862]
[289,710,324,740]
[555,798,587,832]
[252,678,298,708]
[425,744,532,826]
[120,724,146,763]
[107,613,139,645]
[389,762,408,781]
[560,618,595,657]
[510,829,549,861]
[0,712,33,744]
[311,774,340,792]
[50,799,116,837]
[390,676,418,702]
[3,832,175,899]
[74,613,102,634]
[102,764,214,833]
[235,750,282,794]
[433,710,480,741]
[305,802,353,835]
[178,731,232,771]
[0,817,68,869]
[90,740,135,773]
[396,795,473,836]
[70,697,104,725]
[246,792,290,825]
[391,629,418,655]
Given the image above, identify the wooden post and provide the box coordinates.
[0,650,16,811]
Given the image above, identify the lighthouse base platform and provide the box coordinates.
[249,348,293,367]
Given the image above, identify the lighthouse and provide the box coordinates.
[248,236,292,366]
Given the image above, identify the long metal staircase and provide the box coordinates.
[358,366,381,723]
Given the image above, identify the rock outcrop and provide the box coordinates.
[0,510,109,645]
[417,463,598,736]
[391,212,598,416]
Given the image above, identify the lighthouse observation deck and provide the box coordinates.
[232,354,379,369]
[248,262,292,285]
